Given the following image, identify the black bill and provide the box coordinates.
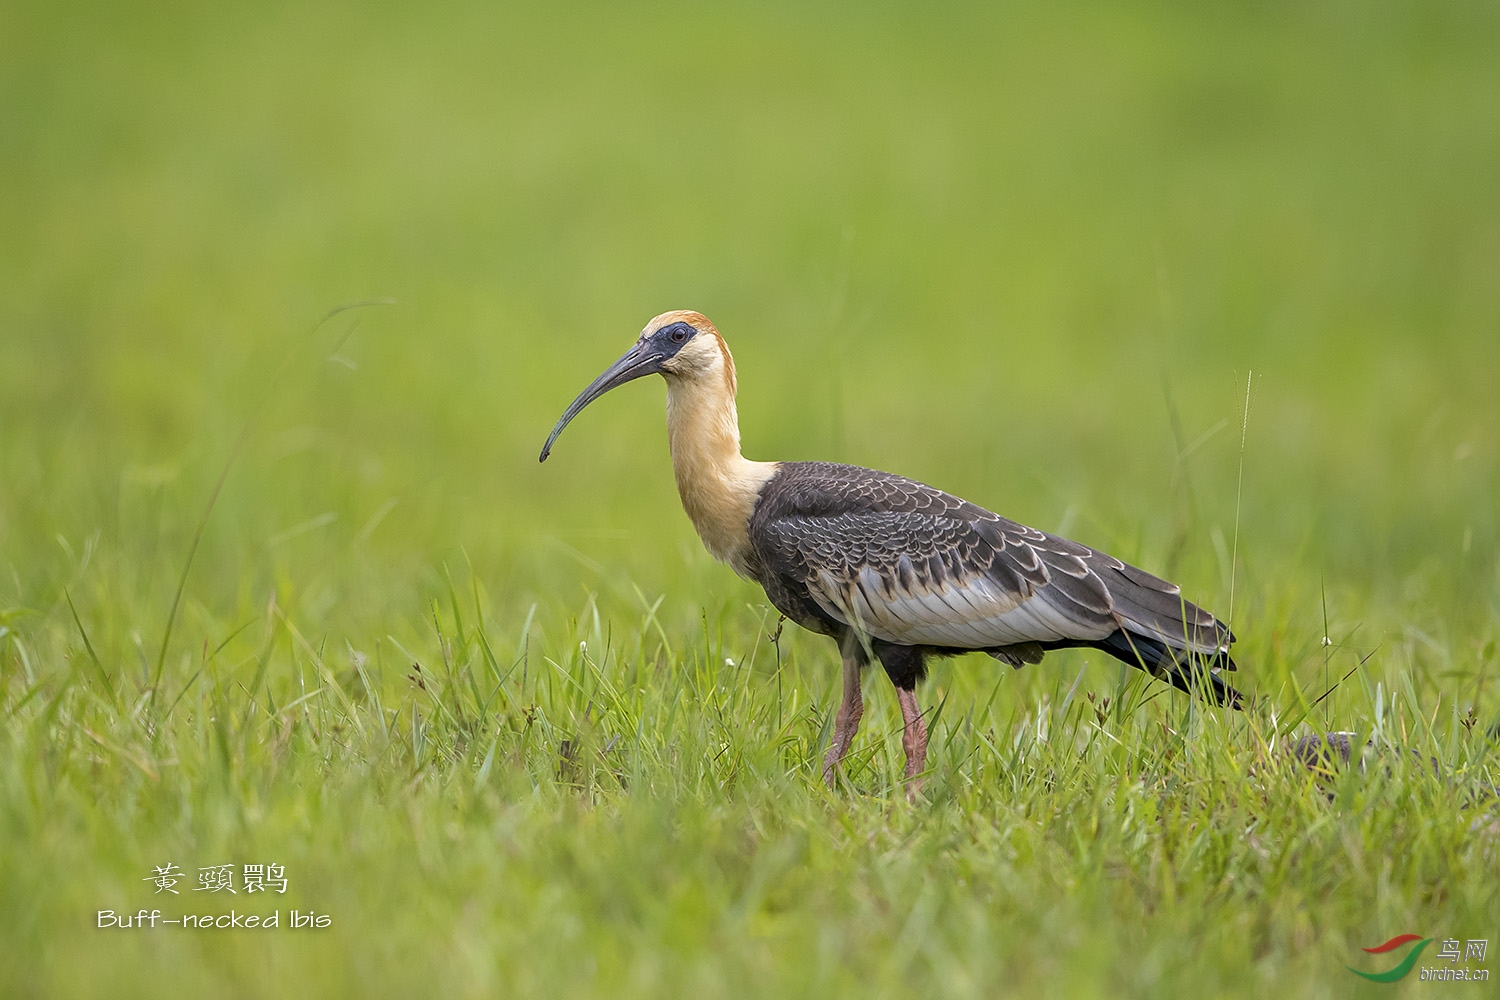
[539,340,665,462]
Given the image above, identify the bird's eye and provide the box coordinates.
[670,326,688,343]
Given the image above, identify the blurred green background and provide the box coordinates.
[3,0,1499,996]
[4,0,1497,636]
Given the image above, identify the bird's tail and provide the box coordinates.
[1075,556,1242,708]
[1090,628,1243,708]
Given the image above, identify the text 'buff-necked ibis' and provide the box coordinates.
[540,311,1242,794]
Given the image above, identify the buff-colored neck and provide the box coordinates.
[663,339,777,574]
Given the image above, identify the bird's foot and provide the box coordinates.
[821,752,842,789]
[897,687,929,803]
[823,715,861,789]
[824,653,865,790]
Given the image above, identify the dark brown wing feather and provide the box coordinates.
[747,462,1240,704]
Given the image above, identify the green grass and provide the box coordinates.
[3,0,1499,996]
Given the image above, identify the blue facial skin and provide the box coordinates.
[650,320,697,357]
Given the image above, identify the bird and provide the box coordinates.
[540,310,1243,794]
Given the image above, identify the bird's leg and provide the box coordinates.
[822,649,865,787]
[896,686,929,799]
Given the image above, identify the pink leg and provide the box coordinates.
[822,652,865,787]
[896,687,928,799]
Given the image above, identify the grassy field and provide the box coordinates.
[3,1,1499,996]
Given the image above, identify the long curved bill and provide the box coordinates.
[539,340,664,462]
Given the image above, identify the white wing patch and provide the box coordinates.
[806,562,1116,649]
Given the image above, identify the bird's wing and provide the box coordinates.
[749,463,1231,655]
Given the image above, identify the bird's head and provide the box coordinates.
[539,310,732,462]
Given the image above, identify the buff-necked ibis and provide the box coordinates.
[540,311,1242,794]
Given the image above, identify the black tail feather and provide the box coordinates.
[1035,628,1243,709]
